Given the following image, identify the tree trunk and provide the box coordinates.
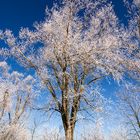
[65,125,74,140]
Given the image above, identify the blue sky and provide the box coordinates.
[0,0,128,33]
[0,0,48,34]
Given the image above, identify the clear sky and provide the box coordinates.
[0,0,128,34]
[0,0,49,34]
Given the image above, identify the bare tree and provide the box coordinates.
[0,0,140,140]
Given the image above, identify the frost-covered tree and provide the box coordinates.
[0,124,30,140]
[80,118,104,140]
[117,84,140,140]
[122,0,140,80]
[0,0,140,140]
[108,126,129,140]
[42,128,64,140]
[0,61,36,140]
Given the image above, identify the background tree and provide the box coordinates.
[117,83,140,140]
[0,0,140,140]
[123,0,140,80]
[0,61,36,140]
[42,128,64,140]
[108,126,129,140]
[80,118,104,140]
